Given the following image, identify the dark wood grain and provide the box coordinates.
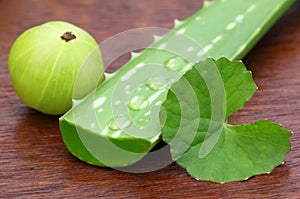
[1,0,300,198]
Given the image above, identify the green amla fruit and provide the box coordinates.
[8,21,105,115]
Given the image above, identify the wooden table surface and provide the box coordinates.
[1,0,300,198]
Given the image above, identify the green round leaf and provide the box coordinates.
[161,57,291,183]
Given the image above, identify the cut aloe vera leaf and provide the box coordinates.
[59,0,295,167]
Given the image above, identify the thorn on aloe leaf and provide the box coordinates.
[203,0,215,8]
[174,19,184,28]
[153,34,163,42]
[131,52,140,59]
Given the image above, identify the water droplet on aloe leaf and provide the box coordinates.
[164,56,188,72]
[145,76,169,91]
[128,96,149,110]
[108,116,132,130]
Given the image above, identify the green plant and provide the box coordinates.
[162,57,291,183]
[59,0,294,182]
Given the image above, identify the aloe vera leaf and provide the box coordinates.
[59,0,295,167]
